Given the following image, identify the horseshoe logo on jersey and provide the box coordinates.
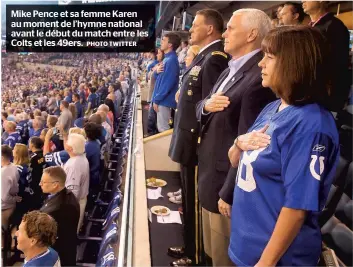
[237,147,266,192]
[310,155,325,181]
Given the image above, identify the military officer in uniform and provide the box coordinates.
[168,9,229,266]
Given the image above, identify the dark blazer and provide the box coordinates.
[314,12,350,112]
[195,51,276,213]
[40,188,80,266]
[169,41,230,165]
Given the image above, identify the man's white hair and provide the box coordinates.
[233,8,272,41]
[67,133,86,155]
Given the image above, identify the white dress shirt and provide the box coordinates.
[216,49,261,93]
[202,49,261,115]
[198,39,222,55]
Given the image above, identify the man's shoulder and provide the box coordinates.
[210,50,228,59]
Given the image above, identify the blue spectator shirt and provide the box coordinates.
[229,100,340,267]
[85,140,101,186]
[152,51,180,108]
[45,151,70,167]
[4,132,22,148]
[24,247,61,267]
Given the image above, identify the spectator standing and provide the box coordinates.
[83,122,101,197]
[85,87,99,117]
[68,103,77,127]
[4,121,22,148]
[195,9,275,265]
[228,26,339,267]
[40,166,79,267]
[1,145,19,230]
[303,1,350,111]
[16,211,61,267]
[149,32,181,134]
[57,100,72,133]
[53,94,61,116]
[147,49,164,103]
[178,40,189,73]
[63,133,90,233]
[279,2,305,26]
[30,116,44,138]
[73,93,84,119]
[28,137,46,210]
[12,144,32,227]
[168,8,230,266]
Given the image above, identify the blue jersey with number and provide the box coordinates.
[229,100,340,267]
[44,151,70,167]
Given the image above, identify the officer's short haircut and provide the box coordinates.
[196,9,224,34]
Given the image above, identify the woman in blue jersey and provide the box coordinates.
[227,26,340,266]
[11,144,32,246]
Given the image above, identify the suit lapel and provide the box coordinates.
[203,51,263,130]
[218,51,263,95]
[210,69,230,95]
[221,73,244,95]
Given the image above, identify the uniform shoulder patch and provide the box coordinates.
[211,51,228,58]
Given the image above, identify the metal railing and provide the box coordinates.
[117,81,138,267]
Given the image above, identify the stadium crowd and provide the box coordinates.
[1,1,353,267]
[1,51,137,266]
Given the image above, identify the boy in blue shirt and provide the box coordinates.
[149,32,180,134]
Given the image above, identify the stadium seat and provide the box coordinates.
[320,156,350,227]
[96,244,117,267]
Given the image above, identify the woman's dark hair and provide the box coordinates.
[104,98,116,115]
[84,122,101,141]
[2,112,8,119]
[261,26,330,107]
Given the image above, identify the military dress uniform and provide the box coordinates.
[168,40,229,265]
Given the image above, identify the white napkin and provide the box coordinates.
[147,187,163,200]
[156,211,182,224]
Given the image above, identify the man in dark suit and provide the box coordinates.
[168,9,229,266]
[195,9,276,266]
[40,166,80,266]
[303,1,350,112]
